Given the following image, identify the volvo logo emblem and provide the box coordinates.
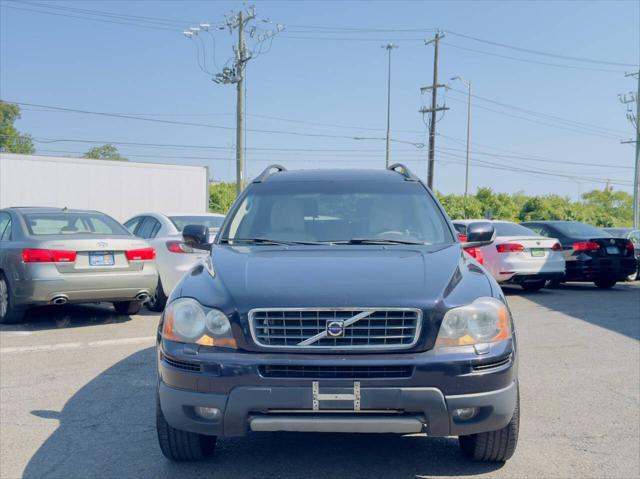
[326,320,345,338]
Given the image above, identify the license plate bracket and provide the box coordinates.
[89,252,115,266]
[312,381,360,411]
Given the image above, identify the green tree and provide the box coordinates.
[209,182,237,213]
[0,100,35,154]
[436,193,483,219]
[82,144,128,161]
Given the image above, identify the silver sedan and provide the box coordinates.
[0,207,158,323]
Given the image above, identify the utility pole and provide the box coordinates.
[620,70,639,229]
[235,10,246,195]
[382,43,398,168]
[419,31,448,190]
[451,76,472,197]
[184,7,284,195]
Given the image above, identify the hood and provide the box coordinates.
[207,244,471,309]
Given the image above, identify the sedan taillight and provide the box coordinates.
[22,249,77,263]
[624,241,635,253]
[166,241,195,254]
[126,248,156,261]
[573,241,600,252]
[496,243,525,253]
[465,247,484,264]
[551,242,563,251]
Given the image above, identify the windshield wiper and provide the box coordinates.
[220,238,323,245]
[329,238,426,245]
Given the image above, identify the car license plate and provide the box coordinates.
[606,246,619,255]
[531,248,545,257]
[89,252,114,266]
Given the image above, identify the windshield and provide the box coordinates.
[220,180,454,245]
[554,222,612,239]
[170,216,224,231]
[494,222,538,237]
[25,212,130,236]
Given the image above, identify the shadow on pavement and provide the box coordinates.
[0,303,139,332]
[502,281,640,341]
[23,347,503,479]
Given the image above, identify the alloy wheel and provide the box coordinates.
[0,278,8,318]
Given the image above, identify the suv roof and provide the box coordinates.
[256,168,413,183]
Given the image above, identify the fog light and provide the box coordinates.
[194,406,221,420]
[453,407,477,421]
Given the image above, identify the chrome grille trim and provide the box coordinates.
[249,308,422,350]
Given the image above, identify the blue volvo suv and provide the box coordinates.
[155,165,519,463]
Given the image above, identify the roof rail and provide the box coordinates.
[253,164,287,183]
[388,163,419,181]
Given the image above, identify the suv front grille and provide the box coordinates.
[259,365,414,379]
[249,308,421,350]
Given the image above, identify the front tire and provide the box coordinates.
[520,280,546,292]
[156,397,216,461]
[594,278,617,289]
[147,279,168,312]
[0,273,25,324]
[113,300,142,315]
[459,389,520,462]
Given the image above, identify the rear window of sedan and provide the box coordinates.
[494,223,538,237]
[24,213,130,236]
[169,216,224,231]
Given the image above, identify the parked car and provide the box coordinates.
[521,221,636,289]
[602,228,639,281]
[453,220,565,292]
[0,207,158,323]
[156,165,519,464]
[123,212,225,311]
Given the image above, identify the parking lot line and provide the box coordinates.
[0,336,155,355]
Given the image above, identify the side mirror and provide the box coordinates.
[461,221,495,249]
[182,224,210,250]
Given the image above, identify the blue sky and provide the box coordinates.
[1,0,638,198]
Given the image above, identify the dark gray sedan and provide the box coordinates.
[0,207,158,323]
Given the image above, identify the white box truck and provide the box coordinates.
[0,153,209,221]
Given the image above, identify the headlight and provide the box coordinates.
[162,298,237,348]
[435,297,511,348]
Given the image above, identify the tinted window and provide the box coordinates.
[24,213,129,236]
[553,222,611,239]
[453,223,467,234]
[170,216,224,231]
[137,217,160,239]
[494,222,538,237]
[0,213,11,241]
[222,181,454,244]
[124,217,143,235]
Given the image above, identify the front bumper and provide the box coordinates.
[157,339,517,438]
[159,380,518,437]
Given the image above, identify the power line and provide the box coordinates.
[443,41,627,73]
[6,100,426,146]
[0,4,181,32]
[445,95,622,140]
[446,30,639,67]
[447,87,628,136]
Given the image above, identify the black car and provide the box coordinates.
[156,165,519,464]
[521,221,636,288]
[602,228,639,281]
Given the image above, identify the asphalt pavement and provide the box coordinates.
[1,282,639,479]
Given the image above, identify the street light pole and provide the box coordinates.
[452,76,472,197]
[382,43,398,168]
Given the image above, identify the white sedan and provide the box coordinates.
[124,212,225,310]
[453,220,566,291]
